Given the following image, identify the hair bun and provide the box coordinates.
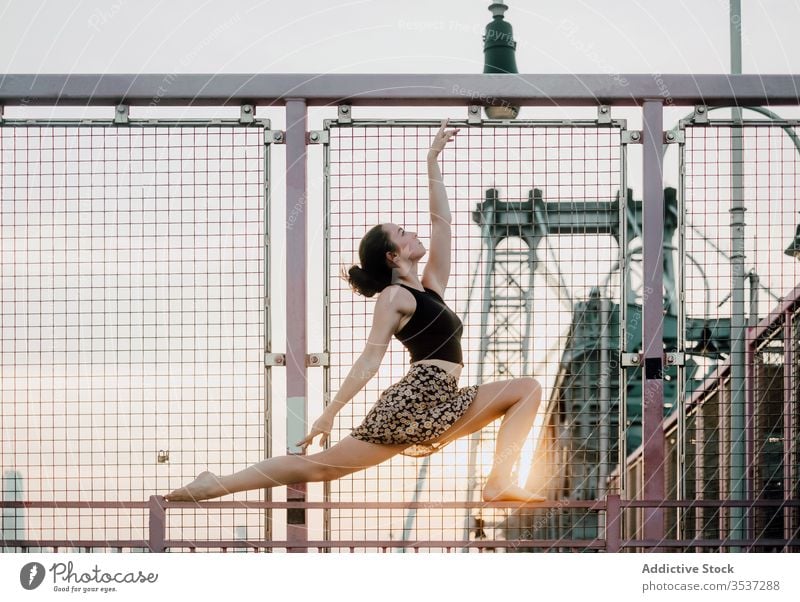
[342,224,396,298]
[342,264,379,297]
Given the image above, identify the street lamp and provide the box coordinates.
[482,2,520,119]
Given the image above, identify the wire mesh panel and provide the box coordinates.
[0,121,270,551]
[746,302,800,552]
[683,380,726,550]
[753,332,786,549]
[681,121,800,323]
[792,306,800,541]
[679,119,800,549]
[323,119,626,550]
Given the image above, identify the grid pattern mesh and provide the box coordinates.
[325,121,623,549]
[753,334,786,548]
[677,122,800,550]
[683,386,725,547]
[683,124,800,321]
[0,124,267,551]
[793,308,800,520]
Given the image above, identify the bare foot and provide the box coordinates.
[482,483,546,503]
[164,471,225,502]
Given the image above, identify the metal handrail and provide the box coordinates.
[2,495,798,553]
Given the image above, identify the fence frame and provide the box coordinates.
[2,72,800,551]
[3,496,799,552]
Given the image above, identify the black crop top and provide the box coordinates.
[393,284,464,366]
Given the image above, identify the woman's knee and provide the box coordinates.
[502,376,540,402]
[508,377,541,413]
[520,377,541,398]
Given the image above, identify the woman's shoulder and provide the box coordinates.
[378,284,418,310]
[374,285,417,326]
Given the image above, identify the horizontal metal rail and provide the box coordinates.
[2,74,800,106]
[2,499,791,509]
[1,540,149,550]
[4,539,796,552]
[161,539,606,551]
[0,499,604,510]
[2,496,798,553]
[623,540,798,550]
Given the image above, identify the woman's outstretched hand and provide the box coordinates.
[428,118,460,159]
[296,414,334,451]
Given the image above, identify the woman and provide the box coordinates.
[165,119,544,503]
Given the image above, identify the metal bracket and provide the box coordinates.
[306,353,330,367]
[264,353,329,367]
[621,351,685,368]
[307,130,329,144]
[338,104,352,124]
[597,105,611,124]
[663,129,684,144]
[240,104,256,124]
[264,353,286,367]
[693,104,709,124]
[114,104,129,124]
[621,130,642,144]
[620,352,642,367]
[665,351,685,367]
[265,130,285,144]
[467,104,483,125]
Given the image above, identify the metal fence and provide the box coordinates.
[2,74,800,552]
[322,117,626,547]
[1,114,274,549]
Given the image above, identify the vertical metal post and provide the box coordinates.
[784,310,794,547]
[746,271,759,524]
[605,494,622,552]
[730,0,743,75]
[729,0,747,548]
[599,296,611,495]
[676,133,687,541]
[285,98,308,551]
[641,100,666,546]
[618,153,629,501]
[263,124,274,545]
[148,496,166,553]
[322,121,332,547]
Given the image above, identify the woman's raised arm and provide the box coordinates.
[422,119,460,293]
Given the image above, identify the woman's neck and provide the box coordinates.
[390,265,421,289]
[393,275,422,289]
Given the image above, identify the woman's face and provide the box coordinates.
[383,223,426,263]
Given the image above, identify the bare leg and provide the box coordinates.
[481,383,544,502]
[426,377,545,502]
[164,436,407,502]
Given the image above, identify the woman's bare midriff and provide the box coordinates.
[411,359,462,381]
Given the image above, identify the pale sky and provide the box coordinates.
[2,0,800,75]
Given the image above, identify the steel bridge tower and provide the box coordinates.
[463,185,701,544]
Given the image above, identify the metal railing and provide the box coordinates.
[3,73,800,550]
[2,496,798,553]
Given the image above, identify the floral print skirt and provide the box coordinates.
[350,363,480,457]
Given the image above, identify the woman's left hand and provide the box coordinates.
[428,118,460,158]
[296,415,334,451]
